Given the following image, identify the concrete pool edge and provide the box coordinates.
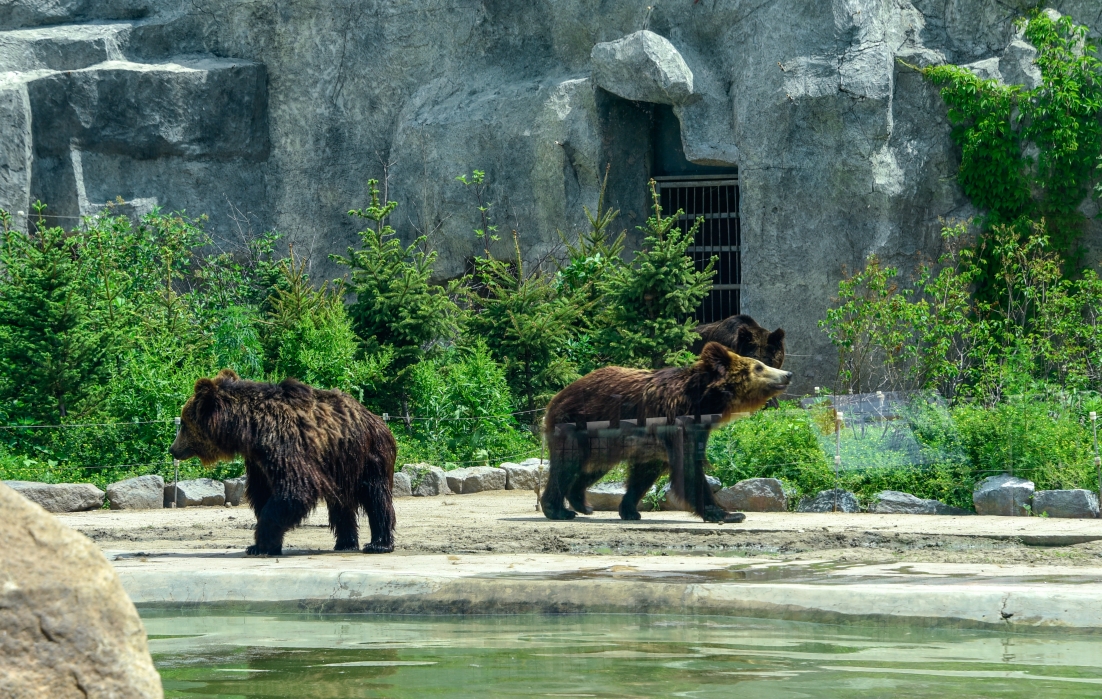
[114,557,1102,633]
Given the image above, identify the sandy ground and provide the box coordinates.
[56,490,1102,568]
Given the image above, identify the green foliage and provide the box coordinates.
[333,179,460,405]
[594,180,713,369]
[920,9,1102,264]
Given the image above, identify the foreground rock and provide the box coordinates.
[0,483,163,698]
[501,459,549,491]
[392,471,412,498]
[973,474,1034,517]
[870,490,970,515]
[404,464,451,497]
[445,466,506,494]
[222,476,247,506]
[715,478,787,512]
[586,482,626,511]
[1033,489,1099,519]
[164,478,225,508]
[797,489,860,513]
[106,475,164,510]
[3,481,104,513]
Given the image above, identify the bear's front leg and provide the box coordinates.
[249,497,310,556]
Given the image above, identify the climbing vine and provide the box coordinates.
[920,9,1102,267]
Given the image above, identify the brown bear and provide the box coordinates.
[169,369,397,556]
[540,342,791,522]
[691,314,786,369]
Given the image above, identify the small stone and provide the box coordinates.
[393,471,412,498]
[222,476,247,506]
[1033,489,1099,519]
[797,489,860,513]
[165,478,225,508]
[501,460,549,491]
[586,482,626,511]
[715,478,787,512]
[106,475,164,510]
[973,474,1034,517]
[3,481,104,513]
[445,466,506,494]
[404,463,451,497]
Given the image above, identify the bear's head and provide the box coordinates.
[695,341,792,419]
[735,324,786,370]
[169,369,241,466]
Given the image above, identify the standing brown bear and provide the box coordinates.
[541,342,791,522]
[691,314,786,369]
[169,369,397,556]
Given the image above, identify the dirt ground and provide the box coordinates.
[57,490,1102,568]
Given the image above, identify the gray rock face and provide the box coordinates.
[0,482,163,698]
[106,475,164,510]
[393,471,412,498]
[4,2,1101,393]
[3,480,104,513]
[797,489,860,513]
[973,474,1034,517]
[586,482,626,511]
[591,30,693,105]
[222,476,246,506]
[715,478,787,512]
[404,464,451,497]
[1033,489,1099,519]
[445,466,507,494]
[869,490,970,515]
[501,459,548,491]
[165,478,225,508]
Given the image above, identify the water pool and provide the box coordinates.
[146,612,1102,698]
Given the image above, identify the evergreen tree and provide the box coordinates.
[0,205,120,421]
[595,180,714,369]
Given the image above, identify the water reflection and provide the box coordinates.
[147,612,1102,698]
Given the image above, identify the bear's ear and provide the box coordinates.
[192,378,223,425]
[215,368,239,383]
[194,377,218,397]
[698,341,734,379]
[767,328,785,347]
[735,324,755,350]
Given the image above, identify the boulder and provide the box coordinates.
[797,489,860,513]
[501,460,549,491]
[222,476,247,506]
[106,475,164,510]
[3,481,104,513]
[393,471,412,498]
[0,482,164,698]
[445,466,506,494]
[869,490,971,515]
[404,464,451,497]
[1033,489,1099,519]
[591,30,694,105]
[714,478,787,512]
[164,478,225,508]
[973,474,1034,517]
[586,482,626,511]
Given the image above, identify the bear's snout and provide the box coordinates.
[169,435,194,461]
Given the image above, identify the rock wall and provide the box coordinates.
[1,0,1100,391]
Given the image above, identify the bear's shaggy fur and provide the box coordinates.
[541,342,791,522]
[691,314,786,369]
[169,369,397,556]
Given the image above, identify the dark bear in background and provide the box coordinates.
[541,342,791,522]
[691,314,786,369]
[169,369,397,556]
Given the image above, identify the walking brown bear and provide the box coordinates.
[169,369,397,556]
[541,342,791,522]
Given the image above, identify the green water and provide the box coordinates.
[147,612,1102,698]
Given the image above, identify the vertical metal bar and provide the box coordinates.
[1092,411,1100,507]
[172,416,181,509]
[834,411,843,512]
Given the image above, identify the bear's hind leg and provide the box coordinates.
[359,479,395,554]
[249,496,311,556]
[566,469,604,515]
[619,460,665,521]
[327,500,359,551]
